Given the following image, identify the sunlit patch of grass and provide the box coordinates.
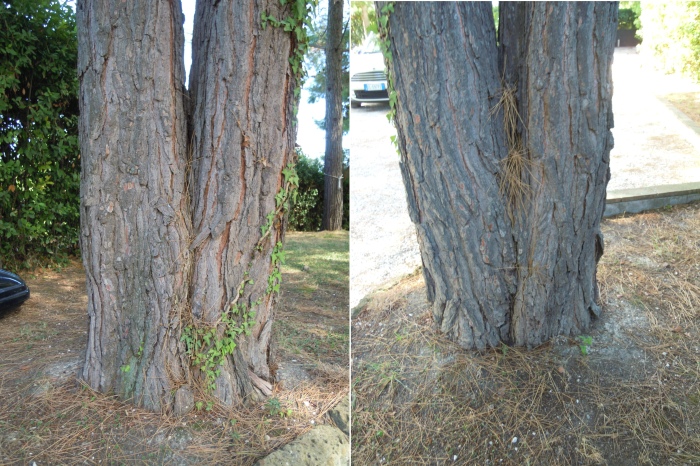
[284,231,349,290]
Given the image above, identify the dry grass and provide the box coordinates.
[0,377,344,464]
[664,92,700,127]
[352,202,700,465]
[0,231,348,465]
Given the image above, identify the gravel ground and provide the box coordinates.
[349,104,420,309]
[349,47,700,308]
[609,47,700,190]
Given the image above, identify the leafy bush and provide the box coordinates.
[288,150,349,231]
[289,153,324,231]
[618,8,638,31]
[639,1,700,81]
[0,0,80,268]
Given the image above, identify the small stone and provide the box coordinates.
[511,437,518,444]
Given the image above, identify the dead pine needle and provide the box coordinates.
[490,84,539,224]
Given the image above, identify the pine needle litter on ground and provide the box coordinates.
[352,202,700,465]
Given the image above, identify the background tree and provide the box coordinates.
[377,1,618,350]
[350,0,377,48]
[0,0,80,268]
[322,0,345,230]
[306,2,350,135]
[78,0,312,412]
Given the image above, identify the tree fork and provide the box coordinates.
[378,1,617,350]
[78,0,307,412]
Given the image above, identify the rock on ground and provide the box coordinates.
[255,425,349,466]
[328,395,349,436]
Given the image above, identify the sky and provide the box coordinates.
[181,0,330,161]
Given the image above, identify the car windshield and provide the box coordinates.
[358,33,381,54]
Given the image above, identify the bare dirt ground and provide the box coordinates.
[352,202,700,465]
[350,48,700,309]
[0,231,348,465]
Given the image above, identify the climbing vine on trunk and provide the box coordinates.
[77,0,316,412]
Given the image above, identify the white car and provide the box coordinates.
[350,34,389,108]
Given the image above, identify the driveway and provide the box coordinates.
[349,47,700,308]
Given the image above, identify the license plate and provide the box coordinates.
[364,83,386,91]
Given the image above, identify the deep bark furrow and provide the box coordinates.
[499,2,616,345]
[188,0,297,402]
[381,2,516,349]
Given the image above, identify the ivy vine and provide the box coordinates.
[181,0,313,397]
[182,164,300,393]
[377,2,400,156]
[261,0,319,115]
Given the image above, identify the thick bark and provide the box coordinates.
[187,0,298,404]
[379,2,617,349]
[77,0,190,410]
[78,0,300,410]
[498,2,616,346]
[322,0,345,231]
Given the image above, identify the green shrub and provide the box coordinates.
[639,1,700,81]
[288,150,349,231]
[0,0,80,269]
[618,8,638,31]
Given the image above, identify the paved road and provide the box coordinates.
[349,47,700,308]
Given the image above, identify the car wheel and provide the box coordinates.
[351,100,361,108]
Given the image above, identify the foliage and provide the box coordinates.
[265,397,292,417]
[639,1,700,81]
[618,9,637,31]
[350,1,377,48]
[619,1,642,30]
[289,152,324,231]
[0,0,80,268]
[305,1,350,134]
[261,0,320,115]
[288,150,349,231]
[578,335,593,356]
[376,2,399,157]
[493,4,499,35]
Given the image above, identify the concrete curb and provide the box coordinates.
[656,95,700,142]
[604,182,700,217]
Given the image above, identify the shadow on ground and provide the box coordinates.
[0,231,348,465]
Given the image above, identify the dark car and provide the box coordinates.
[0,269,30,312]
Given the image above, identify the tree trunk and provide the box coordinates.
[360,3,371,38]
[187,0,298,404]
[78,0,301,411]
[322,0,345,231]
[77,0,190,411]
[378,1,617,349]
